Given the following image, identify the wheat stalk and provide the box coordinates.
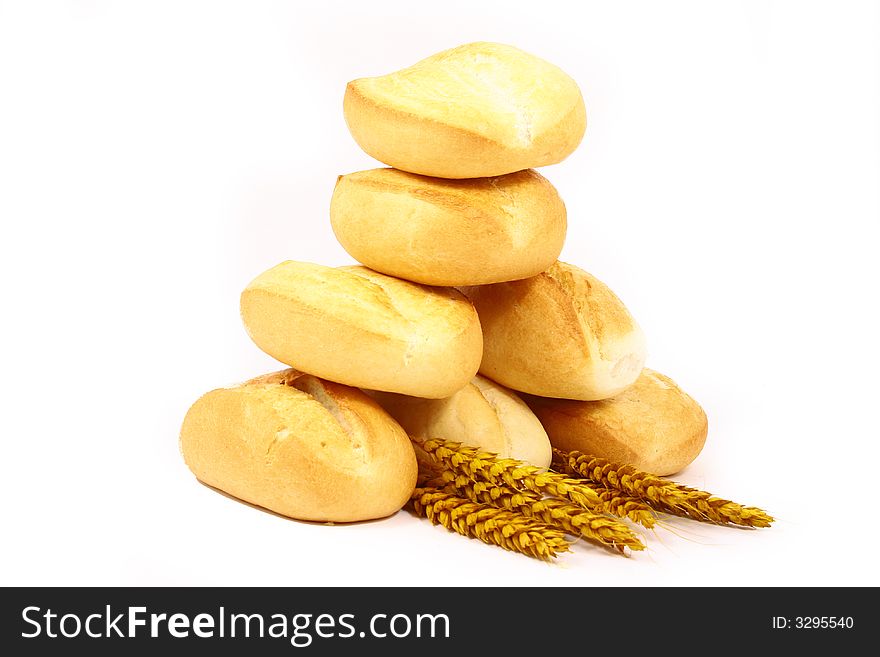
[553,449,774,528]
[575,480,657,529]
[414,437,606,511]
[409,487,570,560]
[427,463,655,530]
[429,470,644,552]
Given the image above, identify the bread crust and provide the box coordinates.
[343,42,586,178]
[180,369,418,522]
[367,374,551,467]
[330,168,566,286]
[461,261,646,400]
[523,369,708,475]
[240,262,483,398]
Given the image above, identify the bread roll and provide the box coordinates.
[330,168,566,286]
[240,261,482,398]
[179,369,418,522]
[523,369,708,476]
[367,375,552,467]
[461,261,646,400]
[343,42,586,179]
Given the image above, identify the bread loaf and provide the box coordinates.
[523,369,708,475]
[330,168,566,286]
[461,261,646,400]
[240,261,482,398]
[367,375,552,468]
[179,369,418,522]
[343,42,586,178]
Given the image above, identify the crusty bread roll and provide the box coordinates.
[330,168,567,286]
[343,42,586,179]
[523,369,708,476]
[367,375,552,468]
[240,261,482,398]
[461,261,646,400]
[179,369,418,522]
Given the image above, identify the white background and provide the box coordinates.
[1,0,878,586]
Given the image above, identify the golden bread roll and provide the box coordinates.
[240,261,482,398]
[523,369,708,476]
[179,369,418,522]
[461,261,646,400]
[330,168,567,286]
[343,42,586,178]
[367,374,552,468]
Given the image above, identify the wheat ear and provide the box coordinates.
[409,487,570,560]
[430,471,644,552]
[553,449,774,528]
[573,480,657,529]
[414,438,605,511]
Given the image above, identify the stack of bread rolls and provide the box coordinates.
[180,42,707,524]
